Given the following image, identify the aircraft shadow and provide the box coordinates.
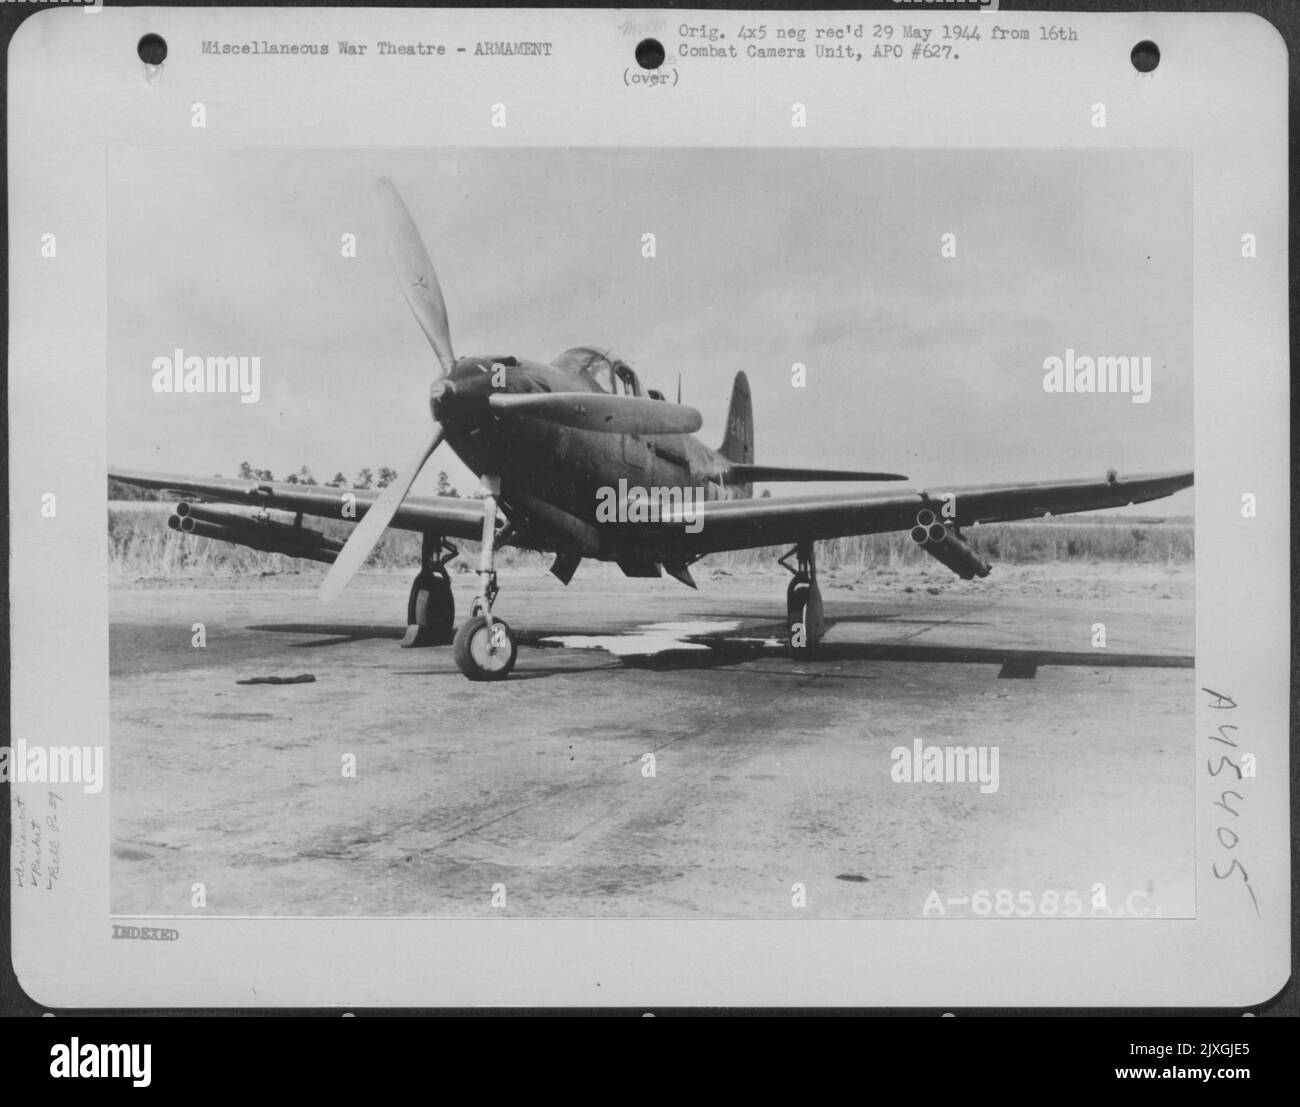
[702,611,990,629]
[244,620,625,678]
[393,663,625,681]
[811,613,993,629]
[242,620,1192,678]
[523,625,1193,675]
[782,640,1192,670]
[246,622,406,647]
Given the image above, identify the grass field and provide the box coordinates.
[107,501,1194,581]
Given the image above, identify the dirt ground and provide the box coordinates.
[108,560,1195,919]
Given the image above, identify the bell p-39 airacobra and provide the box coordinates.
[110,179,1193,681]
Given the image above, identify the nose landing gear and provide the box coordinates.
[453,608,517,681]
[780,541,823,658]
[452,475,518,680]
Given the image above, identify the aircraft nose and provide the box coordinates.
[430,364,492,423]
[449,356,490,383]
[429,378,456,420]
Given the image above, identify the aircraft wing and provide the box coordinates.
[108,468,487,540]
[659,470,1194,557]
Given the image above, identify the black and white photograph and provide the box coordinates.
[106,146,1194,919]
[4,4,1290,1018]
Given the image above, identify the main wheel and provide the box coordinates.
[453,614,517,681]
[402,572,455,647]
[786,577,824,659]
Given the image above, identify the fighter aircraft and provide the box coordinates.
[110,178,1193,681]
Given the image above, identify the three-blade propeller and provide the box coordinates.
[371,177,457,377]
[319,424,445,603]
[321,179,454,602]
[319,177,712,602]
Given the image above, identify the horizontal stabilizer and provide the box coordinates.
[726,464,908,484]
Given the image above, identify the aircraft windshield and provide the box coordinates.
[551,347,636,395]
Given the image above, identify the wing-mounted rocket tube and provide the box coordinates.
[909,514,992,580]
[171,502,343,563]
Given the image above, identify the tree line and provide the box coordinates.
[108,467,468,501]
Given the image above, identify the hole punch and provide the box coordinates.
[1130,40,1159,73]
[138,33,167,85]
[635,38,665,70]
[137,33,167,66]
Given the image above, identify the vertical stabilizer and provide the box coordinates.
[718,371,754,498]
[719,371,753,462]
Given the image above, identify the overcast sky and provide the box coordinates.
[109,146,1192,514]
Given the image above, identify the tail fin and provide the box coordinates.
[719,371,753,464]
[718,372,753,498]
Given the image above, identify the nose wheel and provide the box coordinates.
[780,542,824,658]
[452,475,518,680]
[453,611,517,680]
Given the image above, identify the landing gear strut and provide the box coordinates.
[452,476,517,680]
[780,542,823,659]
[401,534,459,648]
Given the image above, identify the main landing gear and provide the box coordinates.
[780,542,824,659]
[401,533,459,648]
[452,475,518,681]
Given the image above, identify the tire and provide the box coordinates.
[453,614,517,681]
[404,572,455,646]
[786,578,823,659]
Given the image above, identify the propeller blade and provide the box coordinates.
[488,392,703,436]
[320,423,445,602]
[372,177,456,377]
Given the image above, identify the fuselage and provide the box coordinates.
[435,350,742,559]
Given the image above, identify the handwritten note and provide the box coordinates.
[1203,688,1258,915]
[12,789,62,891]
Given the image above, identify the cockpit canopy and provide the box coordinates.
[551,347,642,397]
